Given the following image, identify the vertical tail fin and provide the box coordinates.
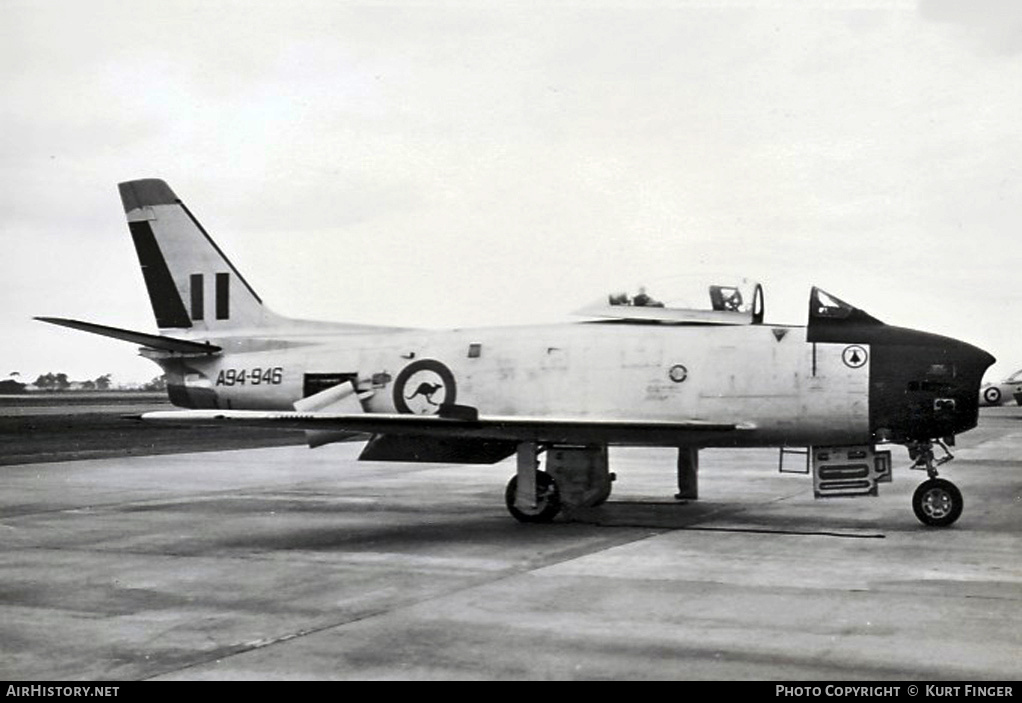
[119,179,275,332]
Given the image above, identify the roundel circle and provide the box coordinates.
[842,345,868,369]
[393,359,457,415]
[668,364,688,383]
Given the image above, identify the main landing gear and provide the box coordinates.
[505,471,561,523]
[908,440,963,527]
[504,443,614,523]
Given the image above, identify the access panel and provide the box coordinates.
[812,445,892,498]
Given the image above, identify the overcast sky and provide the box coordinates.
[3,0,1022,385]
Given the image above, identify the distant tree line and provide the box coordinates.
[0,379,27,394]
[0,372,168,394]
[32,372,114,390]
[141,375,167,391]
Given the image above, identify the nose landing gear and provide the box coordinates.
[907,440,963,527]
[912,478,963,527]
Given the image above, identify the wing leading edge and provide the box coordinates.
[35,317,221,355]
[138,409,753,447]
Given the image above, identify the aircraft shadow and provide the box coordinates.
[211,497,884,553]
[565,500,886,538]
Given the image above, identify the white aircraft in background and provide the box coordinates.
[38,179,995,527]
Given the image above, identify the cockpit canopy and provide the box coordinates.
[576,282,891,329]
[576,278,765,325]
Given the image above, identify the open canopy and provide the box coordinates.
[574,278,765,325]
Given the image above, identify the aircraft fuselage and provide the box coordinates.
[156,318,990,450]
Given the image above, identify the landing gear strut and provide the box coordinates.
[907,440,963,527]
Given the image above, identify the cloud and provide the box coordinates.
[4,1,1022,381]
[919,0,1022,56]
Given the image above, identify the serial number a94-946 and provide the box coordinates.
[215,367,283,386]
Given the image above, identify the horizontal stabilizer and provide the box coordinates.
[139,409,752,446]
[35,317,221,354]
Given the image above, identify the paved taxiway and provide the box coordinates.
[2,409,1020,680]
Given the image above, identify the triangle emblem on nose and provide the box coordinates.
[842,345,868,368]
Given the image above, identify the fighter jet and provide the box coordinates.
[38,179,995,527]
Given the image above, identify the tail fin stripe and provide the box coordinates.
[190,274,204,320]
[216,272,230,320]
[128,221,192,328]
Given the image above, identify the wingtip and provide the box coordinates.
[34,316,71,326]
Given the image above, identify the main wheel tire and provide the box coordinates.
[505,471,561,523]
[983,387,1001,405]
[912,478,963,527]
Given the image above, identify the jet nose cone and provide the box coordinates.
[950,340,996,435]
[964,342,996,374]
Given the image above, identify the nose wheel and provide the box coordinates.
[912,478,963,527]
[907,440,963,527]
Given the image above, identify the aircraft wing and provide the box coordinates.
[138,409,753,446]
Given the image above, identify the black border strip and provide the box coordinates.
[129,221,192,329]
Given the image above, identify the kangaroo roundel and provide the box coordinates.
[393,359,457,415]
